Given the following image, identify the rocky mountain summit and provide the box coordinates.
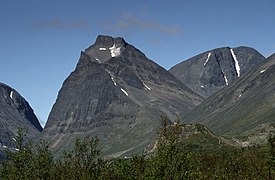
[42,35,202,157]
[169,47,265,97]
[0,82,42,158]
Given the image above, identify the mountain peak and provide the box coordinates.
[83,35,130,63]
[95,35,113,47]
[0,83,42,132]
[95,35,127,48]
[43,35,202,157]
[169,46,265,97]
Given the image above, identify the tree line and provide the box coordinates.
[1,118,275,179]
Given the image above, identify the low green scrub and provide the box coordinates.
[1,123,275,179]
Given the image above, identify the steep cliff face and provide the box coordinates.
[0,82,42,156]
[43,35,202,157]
[170,47,265,97]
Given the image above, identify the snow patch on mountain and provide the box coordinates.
[143,83,151,90]
[230,49,240,77]
[107,71,117,86]
[260,69,267,74]
[109,44,121,57]
[203,52,211,66]
[120,88,128,96]
[10,91,13,99]
[95,58,101,63]
[224,75,228,85]
[111,76,117,86]
[99,48,106,51]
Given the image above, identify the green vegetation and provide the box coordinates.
[0,128,52,179]
[1,120,275,179]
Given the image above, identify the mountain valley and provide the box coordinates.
[1,35,275,158]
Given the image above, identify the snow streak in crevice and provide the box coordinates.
[95,58,101,63]
[120,88,128,96]
[214,52,229,86]
[204,52,211,66]
[143,83,151,90]
[111,76,117,86]
[224,75,228,86]
[10,91,14,99]
[230,48,240,77]
[260,69,267,74]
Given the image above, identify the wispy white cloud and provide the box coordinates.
[99,13,182,36]
[148,38,162,46]
[35,19,89,30]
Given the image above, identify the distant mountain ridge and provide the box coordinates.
[169,46,265,97]
[42,35,202,157]
[183,53,275,139]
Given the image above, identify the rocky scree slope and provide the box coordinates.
[42,35,202,157]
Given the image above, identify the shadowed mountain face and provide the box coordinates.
[42,35,202,157]
[0,83,42,157]
[183,54,275,137]
[169,47,265,97]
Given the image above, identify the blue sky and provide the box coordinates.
[1,0,274,127]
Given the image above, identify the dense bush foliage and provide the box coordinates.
[0,128,53,179]
[1,125,275,179]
